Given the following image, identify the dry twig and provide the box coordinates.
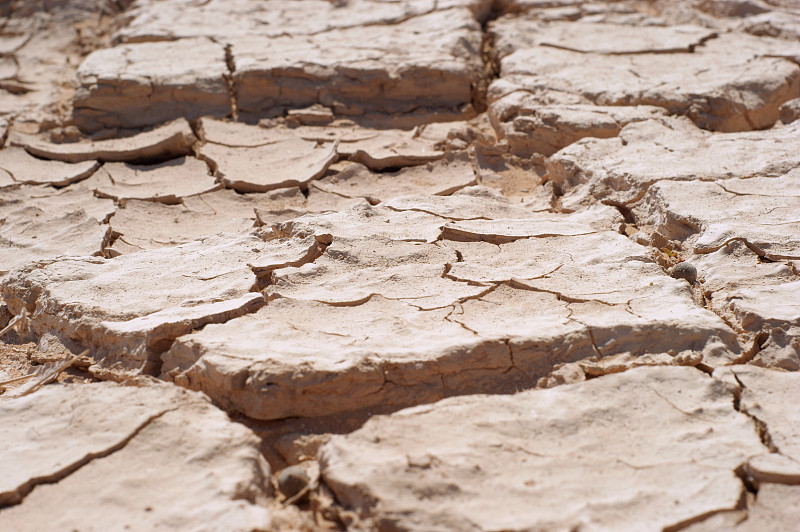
[0,307,30,338]
[1,349,89,398]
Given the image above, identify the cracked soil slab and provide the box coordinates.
[107,188,308,255]
[490,27,800,132]
[313,152,477,207]
[641,171,800,260]
[0,182,114,276]
[73,40,230,132]
[231,8,483,121]
[319,366,766,532]
[0,381,272,531]
[489,96,668,156]
[547,117,800,208]
[633,165,800,368]
[198,117,448,171]
[0,147,98,186]
[21,118,197,163]
[116,0,492,43]
[491,18,717,57]
[92,156,220,204]
[158,198,739,420]
[197,137,338,193]
[721,365,800,484]
[0,232,326,374]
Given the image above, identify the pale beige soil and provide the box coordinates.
[1,1,799,530]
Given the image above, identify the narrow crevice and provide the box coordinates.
[693,362,714,376]
[308,182,380,206]
[471,2,502,114]
[439,225,596,245]
[601,199,637,225]
[735,463,760,495]
[145,338,175,376]
[714,180,800,198]
[503,338,532,380]
[750,415,779,454]
[0,163,18,182]
[583,323,604,359]
[454,281,500,304]
[185,120,207,154]
[695,236,799,262]
[384,204,494,222]
[661,494,747,532]
[0,407,177,509]
[602,199,640,237]
[310,294,376,308]
[441,263,494,287]
[509,278,616,306]
[279,5,443,40]
[444,306,480,336]
[731,329,769,365]
[689,31,721,52]
[398,282,498,313]
[730,370,780,454]
[250,236,331,291]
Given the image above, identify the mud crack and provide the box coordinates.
[730,371,780,455]
[0,407,177,508]
[471,2,501,114]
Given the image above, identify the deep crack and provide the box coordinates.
[730,370,780,455]
[472,4,501,114]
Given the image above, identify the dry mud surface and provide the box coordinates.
[1,1,799,530]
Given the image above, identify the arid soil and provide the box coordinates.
[1,0,799,530]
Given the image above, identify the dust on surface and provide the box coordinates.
[0,340,36,383]
[0,339,98,395]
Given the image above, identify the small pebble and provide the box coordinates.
[277,465,310,503]
[670,262,697,285]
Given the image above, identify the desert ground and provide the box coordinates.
[1,0,799,530]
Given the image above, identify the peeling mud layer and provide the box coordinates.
[1,1,799,530]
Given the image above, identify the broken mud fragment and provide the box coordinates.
[320,366,765,531]
[197,137,337,193]
[0,382,272,530]
[0,147,98,186]
[22,119,197,163]
[93,156,220,204]
[158,198,740,420]
[0,233,326,375]
[73,40,230,132]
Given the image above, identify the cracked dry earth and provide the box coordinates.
[1,1,800,531]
